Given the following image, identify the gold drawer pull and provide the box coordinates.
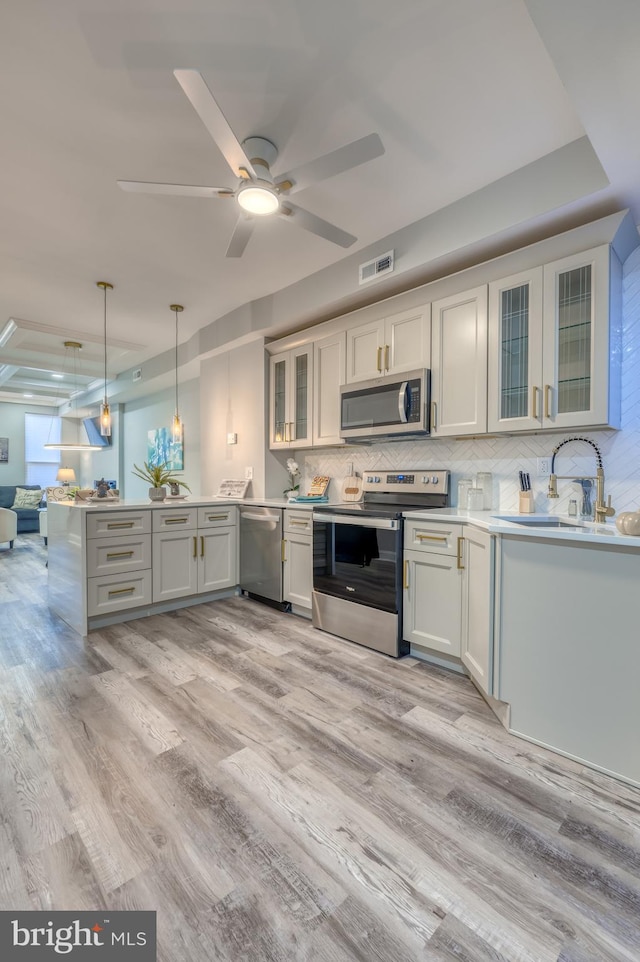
[106,550,134,559]
[290,520,308,526]
[108,586,136,596]
[165,516,189,524]
[107,521,134,529]
[416,533,447,542]
[207,514,228,521]
[457,536,465,570]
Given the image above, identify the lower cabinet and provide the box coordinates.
[283,508,312,610]
[403,519,494,694]
[152,506,238,603]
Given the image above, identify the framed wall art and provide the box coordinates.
[147,427,184,472]
[0,437,8,463]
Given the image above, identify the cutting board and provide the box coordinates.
[341,475,363,502]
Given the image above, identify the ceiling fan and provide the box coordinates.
[118,69,384,258]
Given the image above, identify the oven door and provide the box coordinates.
[312,512,402,613]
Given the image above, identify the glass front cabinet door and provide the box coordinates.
[269,346,313,449]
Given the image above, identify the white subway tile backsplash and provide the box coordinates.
[302,247,640,516]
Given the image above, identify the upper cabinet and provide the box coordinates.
[430,285,488,437]
[488,245,620,432]
[313,331,346,447]
[345,305,430,383]
[269,346,313,449]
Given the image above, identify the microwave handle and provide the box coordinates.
[398,381,410,423]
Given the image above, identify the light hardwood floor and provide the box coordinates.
[1,534,640,961]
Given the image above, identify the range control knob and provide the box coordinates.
[431,476,439,485]
[366,476,374,483]
[422,476,430,484]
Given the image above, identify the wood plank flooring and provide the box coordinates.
[1,534,640,961]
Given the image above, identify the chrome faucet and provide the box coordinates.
[547,436,615,523]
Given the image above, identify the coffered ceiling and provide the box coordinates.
[0,0,638,406]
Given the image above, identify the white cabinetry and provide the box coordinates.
[488,245,620,432]
[403,518,495,694]
[431,286,488,436]
[283,509,312,611]
[313,331,346,446]
[345,305,430,383]
[86,509,152,618]
[460,526,494,695]
[152,506,237,603]
[269,346,313,448]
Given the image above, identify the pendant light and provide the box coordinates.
[97,281,114,436]
[44,341,104,451]
[170,304,184,442]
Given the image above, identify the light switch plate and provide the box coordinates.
[227,432,237,445]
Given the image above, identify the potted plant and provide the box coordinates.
[283,457,301,501]
[132,462,191,501]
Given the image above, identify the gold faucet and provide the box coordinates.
[547,436,615,523]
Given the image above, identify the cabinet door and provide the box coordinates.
[313,332,345,446]
[403,548,462,656]
[198,527,237,593]
[269,351,289,448]
[152,530,198,602]
[283,532,312,609]
[542,245,612,429]
[345,318,385,382]
[431,285,488,436]
[289,345,313,447]
[460,526,494,696]
[385,305,431,375]
[488,268,543,433]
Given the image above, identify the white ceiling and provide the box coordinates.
[0,0,638,406]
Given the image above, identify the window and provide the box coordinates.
[25,413,61,487]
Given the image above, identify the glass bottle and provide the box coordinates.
[475,471,493,510]
[457,478,473,509]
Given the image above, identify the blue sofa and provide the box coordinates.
[0,485,44,533]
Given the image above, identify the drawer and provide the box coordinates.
[87,569,152,616]
[152,507,198,531]
[404,519,462,554]
[87,510,151,539]
[197,505,237,528]
[284,509,313,535]
[86,533,151,578]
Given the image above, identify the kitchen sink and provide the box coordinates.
[493,516,584,528]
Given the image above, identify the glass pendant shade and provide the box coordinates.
[170,304,184,442]
[97,281,113,436]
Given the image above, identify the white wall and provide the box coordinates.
[123,379,200,498]
[200,339,286,499]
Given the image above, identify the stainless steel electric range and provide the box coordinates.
[312,468,450,657]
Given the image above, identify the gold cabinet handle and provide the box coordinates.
[290,519,309,527]
[285,422,290,442]
[108,586,135,596]
[281,539,286,563]
[290,421,295,442]
[107,521,134,529]
[200,535,204,558]
[457,536,465,570]
[207,514,228,521]
[416,533,447,542]
[431,401,437,431]
[544,384,552,419]
[193,536,197,559]
[106,550,134,559]
[165,516,189,524]
[403,559,409,590]
[376,346,382,373]
[532,385,538,420]
[384,344,390,371]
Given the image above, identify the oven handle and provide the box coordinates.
[312,512,399,530]
[398,380,409,423]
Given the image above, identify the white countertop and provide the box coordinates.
[47,496,316,511]
[402,506,640,548]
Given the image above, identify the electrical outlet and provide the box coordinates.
[537,457,551,477]
[245,466,253,480]
[227,432,237,445]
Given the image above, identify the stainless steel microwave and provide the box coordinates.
[340,369,430,440]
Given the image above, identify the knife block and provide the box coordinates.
[519,491,535,513]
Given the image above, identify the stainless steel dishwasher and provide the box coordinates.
[239,505,287,607]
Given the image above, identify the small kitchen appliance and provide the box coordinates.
[339,369,430,441]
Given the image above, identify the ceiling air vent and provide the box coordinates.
[359,250,394,285]
[132,368,142,382]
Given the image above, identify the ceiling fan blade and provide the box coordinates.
[173,69,256,179]
[277,133,384,194]
[117,180,233,198]
[226,216,255,258]
[279,203,356,249]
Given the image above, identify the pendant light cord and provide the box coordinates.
[103,284,108,398]
[175,307,178,415]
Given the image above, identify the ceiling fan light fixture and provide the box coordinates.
[237,182,279,215]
